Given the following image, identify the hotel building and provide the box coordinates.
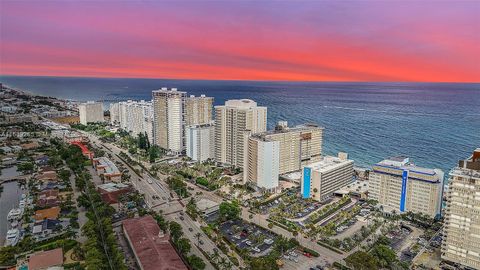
[301,153,354,201]
[78,101,104,125]
[152,88,187,154]
[369,156,444,218]
[244,135,280,191]
[214,99,267,168]
[442,148,480,269]
[186,123,215,162]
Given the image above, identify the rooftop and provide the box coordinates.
[196,198,220,211]
[34,206,61,221]
[28,248,63,270]
[123,216,187,270]
[375,157,439,176]
[220,99,263,109]
[98,182,129,193]
[94,157,120,175]
[153,87,187,95]
[305,153,353,173]
[253,122,323,140]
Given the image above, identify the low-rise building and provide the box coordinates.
[36,171,59,182]
[32,219,62,238]
[123,215,188,270]
[301,152,354,201]
[97,182,131,204]
[196,198,220,217]
[27,248,63,270]
[37,189,60,208]
[93,157,121,182]
[21,142,40,150]
[369,156,443,218]
[34,206,61,221]
[334,180,369,200]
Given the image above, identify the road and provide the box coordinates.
[82,130,342,268]
[82,132,226,270]
[242,208,347,265]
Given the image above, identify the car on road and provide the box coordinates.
[179,216,184,221]
[199,240,204,245]
[188,227,193,232]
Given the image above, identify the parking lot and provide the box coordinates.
[219,219,277,256]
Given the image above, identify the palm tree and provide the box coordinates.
[195,232,202,246]
[211,249,220,264]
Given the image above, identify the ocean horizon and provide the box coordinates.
[1,75,479,176]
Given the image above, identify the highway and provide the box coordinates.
[82,131,234,270]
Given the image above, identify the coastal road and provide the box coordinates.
[82,132,218,269]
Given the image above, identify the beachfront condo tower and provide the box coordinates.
[442,148,480,270]
[152,88,187,154]
[244,121,323,190]
[214,99,267,168]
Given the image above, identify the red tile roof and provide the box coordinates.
[28,248,63,270]
[34,206,61,220]
[123,216,188,270]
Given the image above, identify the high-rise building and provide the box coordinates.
[214,99,267,168]
[185,95,213,126]
[301,153,354,201]
[111,100,153,143]
[78,101,104,125]
[152,88,187,154]
[442,149,480,269]
[248,122,323,175]
[109,102,120,124]
[369,156,444,218]
[186,124,215,162]
[245,135,280,191]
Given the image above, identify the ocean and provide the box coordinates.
[1,75,479,175]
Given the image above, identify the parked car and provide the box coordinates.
[264,238,274,245]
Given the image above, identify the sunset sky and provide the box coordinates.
[1,1,479,82]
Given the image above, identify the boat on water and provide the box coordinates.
[19,198,27,209]
[7,208,22,221]
[4,228,20,247]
